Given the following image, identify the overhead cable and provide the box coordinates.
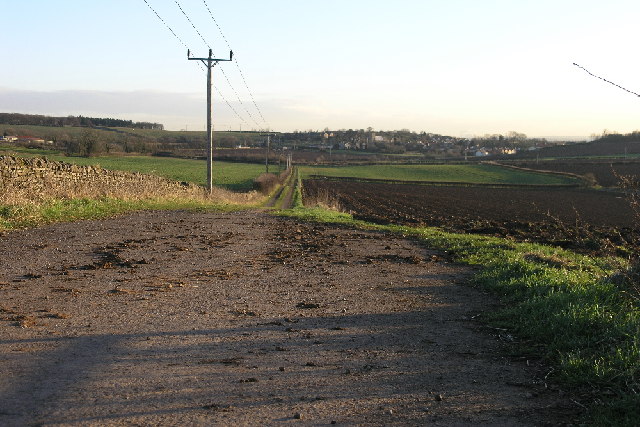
[142,0,189,50]
[201,0,270,128]
[141,0,250,127]
[573,63,640,97]
[174,0,262,128]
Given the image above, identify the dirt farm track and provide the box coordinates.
[303,180,637,254]
[0,210,579,426]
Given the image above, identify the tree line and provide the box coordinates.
[0,113,163,130]
[593,130,640,143]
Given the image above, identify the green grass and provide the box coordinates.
[271,168,299,209]
[278,204,640,425]
[44,155,264,191]
[291,168,304,209]
[0,144,60,157]
[0,197,245,230]
[0,146,264,191]
[300,163,579,186]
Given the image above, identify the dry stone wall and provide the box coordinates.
[0,155,208,204]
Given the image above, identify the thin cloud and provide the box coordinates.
[0,88,203,116]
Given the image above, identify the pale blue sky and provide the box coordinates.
[1,0,639,137]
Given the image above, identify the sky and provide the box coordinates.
[1,0,640,138]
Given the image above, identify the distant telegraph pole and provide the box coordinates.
[261,133,276,174]
[188,49,233,192]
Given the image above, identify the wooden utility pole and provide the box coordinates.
[188,49,233,193]
[266,134,270,174]
[261,133,275,174]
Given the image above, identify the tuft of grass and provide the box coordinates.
[277,206,640,425]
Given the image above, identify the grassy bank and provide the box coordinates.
[0,146,267,229]
[300,163,580,186]
[278,206,639,425]
[0,197,248,231]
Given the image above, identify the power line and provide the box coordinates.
[214,65,262,128]
[573,63,640,98]
[174,0,209,49]
[232,56,270,128]
[201,0,270,128]
[141,0,250,127]
[214,83,246,124]
[142,0,207,76]
[174,0,262,129]
[201,0,232,48]
[142,0,189,50]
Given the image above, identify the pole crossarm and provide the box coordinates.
[188,49,233,63]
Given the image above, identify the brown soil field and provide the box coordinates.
[513,140,640,159]
[505,160,640,187]
[0,210,579,425]
[303,180,637,254]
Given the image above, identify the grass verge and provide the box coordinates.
[277,205,639,426]
[291,168,304,209]
[0,197,247,231]
[272,168,299,209]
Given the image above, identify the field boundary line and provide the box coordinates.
[487,161,593,187]
[306,175,582,189]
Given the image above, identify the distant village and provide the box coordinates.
[277,129,557,157]
[0,112,569,159]
[0,127,562,159]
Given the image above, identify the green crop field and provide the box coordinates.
[51,156,265,191]
[300,163,579,186]
[0,145,60,157]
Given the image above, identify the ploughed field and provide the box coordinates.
[303,179,637,255]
